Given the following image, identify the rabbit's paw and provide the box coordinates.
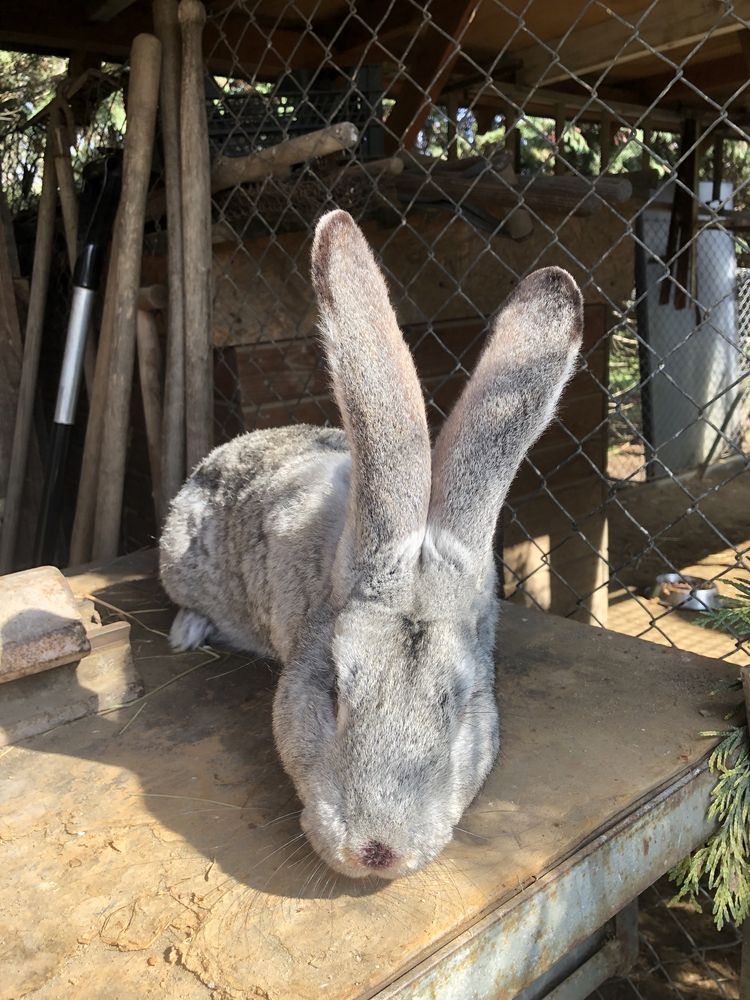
[169,608,214,651]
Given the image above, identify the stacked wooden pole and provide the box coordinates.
[91,33,162,563]
[179,0,213,473]
[136,284,168,519]
[153,0,186,519]
[52,117,97,396]
[7,1,361,571]
[0,182,39,571]
[70,2,216,565]
[0,124,57,573]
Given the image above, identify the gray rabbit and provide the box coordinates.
[160,210,583,879]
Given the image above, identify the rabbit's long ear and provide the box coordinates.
[427,268,583,565]
[312,210,431,575]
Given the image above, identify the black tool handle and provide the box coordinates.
[34,422,73,566]
[34,155,121,565]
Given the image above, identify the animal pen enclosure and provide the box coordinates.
[2,2,750,997]
[2,0,750,671]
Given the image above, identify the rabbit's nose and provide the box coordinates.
[360,840,397,870]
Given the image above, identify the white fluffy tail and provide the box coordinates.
[169,608,214,651]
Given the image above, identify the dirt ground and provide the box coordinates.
[595,877,743,999]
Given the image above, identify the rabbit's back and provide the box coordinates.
[160,424,350,659]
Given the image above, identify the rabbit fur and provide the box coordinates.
[160,210,583,880]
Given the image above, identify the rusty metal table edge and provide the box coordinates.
[375,763,714,1000]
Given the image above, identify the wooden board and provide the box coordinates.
[193,211,634,350]
[0,566,90,683]
[0,554,737,999]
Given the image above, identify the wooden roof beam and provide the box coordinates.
[384,0,482,152]
[631,51,750,106]
[86,0,137,23]
[469,80,750,134]
[470,80,685,131]
[510,0,750,88]
[315,0,419,66]
[0,5,323,74]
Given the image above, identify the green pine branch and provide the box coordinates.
[698,579,750,640]
[669,726,750,929]
[669,579,750,928]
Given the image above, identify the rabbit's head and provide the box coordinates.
[273,211,583,879]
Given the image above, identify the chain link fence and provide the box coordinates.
[1,1,749,654]
[2,2,750,992]
[200,0,750,667]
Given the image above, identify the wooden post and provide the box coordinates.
[179,0,213,471]
[446,91,460,161]
[136,297,165,521]
[504,107,522,174]
[712,134,725,206]
[600,112,613,174]
[153,0,186,519]
[52,116,97,397]
[641,127,652,171]
[0,124,57,573]
[472,105,496,135]
[0,190,24,527]
[53,123,78,267]
[554,103,566,175]
[91,33,162,562]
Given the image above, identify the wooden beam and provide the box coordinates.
[0,3,323,73]
[471,80,687,131]
[633,52,750,105]
[384,0,482,152]
[316,0,419,65]
[554,102,565,175]
[86,0,137,23]
[739,25,750,71]
[512,0,750,87]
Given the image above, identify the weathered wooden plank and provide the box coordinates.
[513,0,750,87]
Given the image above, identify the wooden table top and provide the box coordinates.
[0,551,737,999]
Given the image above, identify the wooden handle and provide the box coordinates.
[136,307,164,519]
[179,0,213,471]
[138,283,168,311]
[145,121,363,218]
[91,33,162,562]
[210,122,360,194]
[0,177,35,569]
[153,0,187,518]
[53,123,78,268]
[342,156,404,177]
[53,119,97,399]
[0,123,57,572]
[178,0,205,27]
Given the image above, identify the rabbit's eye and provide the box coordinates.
[438,691,450,720]
[330,680,340,719]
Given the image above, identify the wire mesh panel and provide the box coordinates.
[2,4,750,994]
[196,0,750,664]
[1,0,749,660]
